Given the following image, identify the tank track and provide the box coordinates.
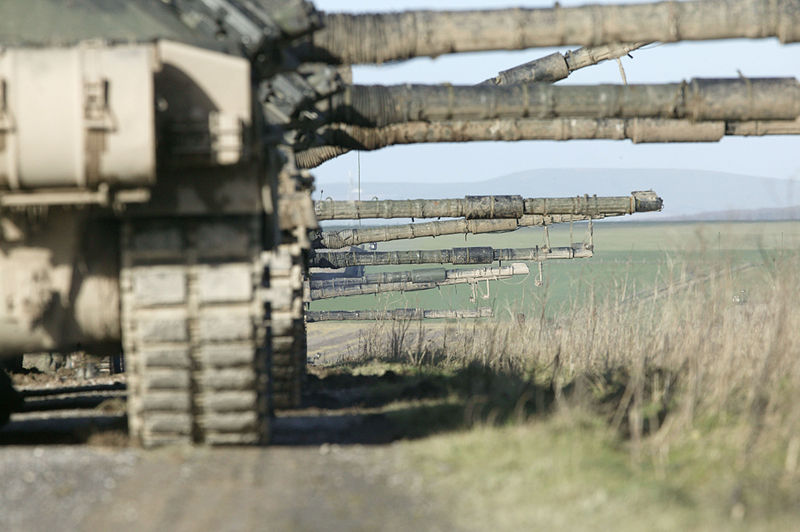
[121,216,269,446]
[268,231,308,410]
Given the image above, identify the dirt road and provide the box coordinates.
[0,442,449,532]
[0,333,458,532]
[79,444,446,532]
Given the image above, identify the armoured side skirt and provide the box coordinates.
[0,210,121,357]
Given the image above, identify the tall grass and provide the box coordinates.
[346,252,800,517]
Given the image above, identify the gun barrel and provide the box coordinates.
[310,245,592,268]
[309,264,530,300]
[296,117,800,169]
[315,192,661,221]
[316,214,605,249]
[725,117,800,136]
[308,0,800,64]
[313,263,529,286]
[306,308,494,322]
[294,42,647,168]
[481,42,650,85]
[329,79,800,128]
[309,282,432,300]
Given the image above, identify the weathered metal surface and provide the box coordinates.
[311,245,592,268]
[308,263,529,300]
[295,145,350,169]
[315,214,606,249]
[295,115,800,168]
[296,78,798,167]
[0,0,322,440]
[0,0,320,56]
[306,308,493,322]
[725,117,800,136]
[481,42,649,85]
[315,192,661,221]
[296,115,800,168]
[0,0,219,47]
[0,45,156,190]
[306,0,800,64]
[121,216,269,446]
[316,195,522,220]
[296,41,650,166]
[328,79,800,128]
[0,210,120,356]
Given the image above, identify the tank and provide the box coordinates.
[0,0,797,445]
[0,0,334,445]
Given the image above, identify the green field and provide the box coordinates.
[310,220,800,318]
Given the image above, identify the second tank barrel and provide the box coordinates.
[308,264,529,300]
[315,192,661,221]
[316,214,606,249]
[310,263,529,289]
[329,79,800,128]
[296,117,800,169]
[310,245,592,268]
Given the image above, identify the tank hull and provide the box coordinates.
[0,210,120,357]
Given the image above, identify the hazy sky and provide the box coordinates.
[311,0,800,193]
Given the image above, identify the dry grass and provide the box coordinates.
[342,254,800,527]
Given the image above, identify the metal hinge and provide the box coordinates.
[84,79,115,131]
[0,79,12,132]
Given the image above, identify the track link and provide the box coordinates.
[267,238,308,410]
[121,217,269,446]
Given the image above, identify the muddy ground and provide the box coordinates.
[0,323,459,532]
